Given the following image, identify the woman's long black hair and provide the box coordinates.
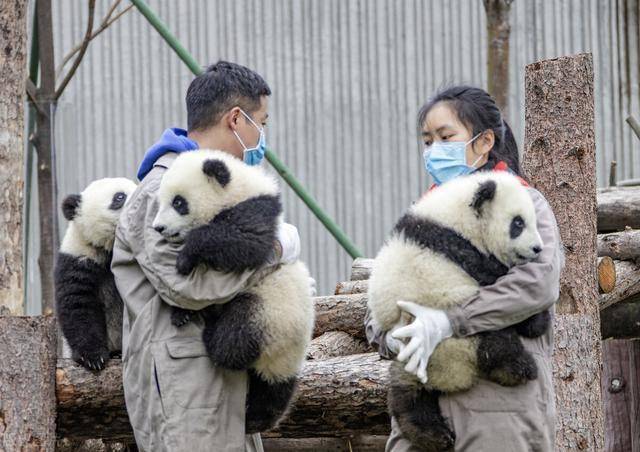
[417,86,522,176]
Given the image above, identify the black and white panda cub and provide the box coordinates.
[368,171,550,451]
[55,177,137,371]
[152,150,315,433]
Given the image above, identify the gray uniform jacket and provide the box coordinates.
[365,187,565,452]
[111,152,269,452]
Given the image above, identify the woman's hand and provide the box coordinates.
[392,301,453,384]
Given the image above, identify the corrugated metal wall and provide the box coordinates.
[25,0,640,312]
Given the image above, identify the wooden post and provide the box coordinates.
[523,53,604,450]
[0,316,57,450]
[0,0,28,315]
[601,339,640,452]
[483,0,514,114]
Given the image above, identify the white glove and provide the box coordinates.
[392,301,453,384]
[277,222,301,264]
[308,277,317,297]
[385,325,404,355]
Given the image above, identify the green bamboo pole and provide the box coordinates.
[130,0,363,258]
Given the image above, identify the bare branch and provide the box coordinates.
[54,0,96,100]
[25,78,44,113]
[56,1,132,77]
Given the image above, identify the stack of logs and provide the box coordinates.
[598,187,640,339]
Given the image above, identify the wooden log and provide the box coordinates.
[598,229,640,261]
[55,353,390,441]
[314,294,368,339]
[601,339,640,452]
[598,256,617,293]
[598,187,640,232]
[307,331,372,360]
[600,260,640,310]
[0,316,57,450]
[523,53,604,450]
[262,435,388,452]
[335,279,369,295]
[350,258,374,281]
[601,302,640,340]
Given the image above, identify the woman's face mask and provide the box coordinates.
[423,133,482,185]
[233,109,266,166]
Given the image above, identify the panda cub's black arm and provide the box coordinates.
[55,253,110,370]
[177,194,282,275]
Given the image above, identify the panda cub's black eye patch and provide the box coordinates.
[510,215,525,239]
[109,192,127,210]
[172,195,189,216]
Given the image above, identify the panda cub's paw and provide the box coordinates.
[73,347,110,371]
[176,251,198,275]
[171,307,194,327]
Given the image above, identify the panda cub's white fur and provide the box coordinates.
[368,171,541,392]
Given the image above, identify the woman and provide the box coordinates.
[365,86,564,451]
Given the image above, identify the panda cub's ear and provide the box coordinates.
[202,159,231,187]
[470,179,497,216]
[62,194,82,221]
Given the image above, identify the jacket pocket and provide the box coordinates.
[154,338,225,412]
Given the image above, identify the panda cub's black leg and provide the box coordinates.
[171,306,194,327]
[514,310,551,338]
[245,370,298,433]
[201,292,264,371]
[388,361,455,452]
[477,329,538,386]
[55,253,111,371]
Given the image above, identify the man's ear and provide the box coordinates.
[470,180,497,215]
[225,107,242,131]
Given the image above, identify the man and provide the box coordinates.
[112,61,301,451]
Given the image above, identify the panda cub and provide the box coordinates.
[152,149,315,433]
[368,171,550,451]
[55,177,137,371]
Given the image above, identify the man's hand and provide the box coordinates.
[392,301,453,384]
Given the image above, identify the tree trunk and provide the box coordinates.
[307,331,372,360]
[0,316,57,450]
[34,0,58,315]
[597,187,640,232]
[601,339,640,452]
[523,53,604,451]
[56,353,391,441]
[314,294,368,339]
[598,229,640,260]
[0,0,28,315]
[483,0,513,114]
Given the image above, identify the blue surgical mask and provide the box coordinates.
[233,110,266,166]
[423,133,483,185]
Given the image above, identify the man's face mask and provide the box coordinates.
[423,132,483,185]
[233,109,266,166]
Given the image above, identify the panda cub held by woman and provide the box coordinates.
[152,150,315,433]
[55,177,137,371]
[368,171,550,451]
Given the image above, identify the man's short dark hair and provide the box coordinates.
[186,61,271,131]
